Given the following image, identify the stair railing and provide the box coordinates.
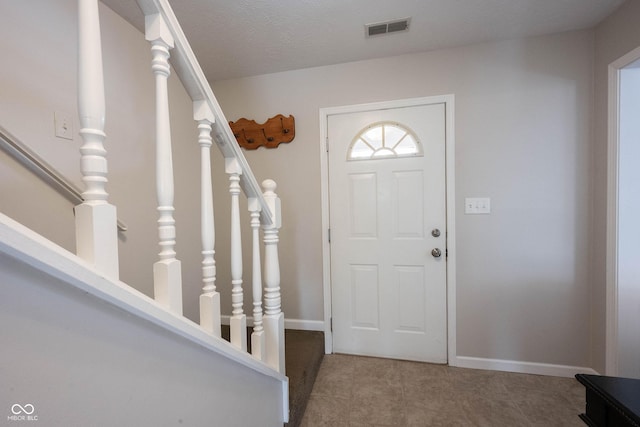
[75,0,285,375]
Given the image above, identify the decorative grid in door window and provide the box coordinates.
[347,121,423,160]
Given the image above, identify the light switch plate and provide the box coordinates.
[465,197,491,214]
[54,112,74,140]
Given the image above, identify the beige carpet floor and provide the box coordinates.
[301,354,586,427]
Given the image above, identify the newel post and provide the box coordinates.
[75,0,119,279]
[194,101,220,337]
[146,14,182,315]
[262,179,285,373]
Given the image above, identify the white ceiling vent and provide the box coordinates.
[365,18,411,38]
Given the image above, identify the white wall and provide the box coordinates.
[213,30,595,367]
[0,0,205,322]
[617,62,640,378]
[0,253,283,427]
[592,0,640,374]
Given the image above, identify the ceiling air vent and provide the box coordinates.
[365,18,411,38]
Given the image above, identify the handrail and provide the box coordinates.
[0,125,128,232]
[134,0,274,226]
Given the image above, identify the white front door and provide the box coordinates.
[328,101,447,363]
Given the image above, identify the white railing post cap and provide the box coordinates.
[145,13,174,47]
[262,179,281,229]
[225,157,242,175]
[193,100,215,123]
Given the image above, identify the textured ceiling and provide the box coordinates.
[101,0,625,82]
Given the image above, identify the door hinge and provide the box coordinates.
[328,228,331,243]
[325,137,329,153]
[330,317,333,331]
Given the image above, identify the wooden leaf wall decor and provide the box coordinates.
[229,114,295,150]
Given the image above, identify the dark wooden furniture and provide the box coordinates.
[576,374,640,427]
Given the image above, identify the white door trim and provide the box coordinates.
[606,46,640,376]
[319,95,457,362]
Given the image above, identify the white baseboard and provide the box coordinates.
[451,355,599,378]
[220,315,324,331]
[284,318,324,331]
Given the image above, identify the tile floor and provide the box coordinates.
[300,354,586,427]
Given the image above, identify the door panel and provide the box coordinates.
[395,265,426,332]
[351,265,380,329]
[328,102,447,363]
[393,170,424,238]
[348,173,378,237]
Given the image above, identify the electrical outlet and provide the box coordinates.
[54,112,74,140]
[465,197,491,214]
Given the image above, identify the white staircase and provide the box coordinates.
[0,0,288,425]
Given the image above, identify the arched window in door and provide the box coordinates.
[347,122,422,160]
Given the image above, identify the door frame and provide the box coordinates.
[319,95,457,361]
[605,46,640,376]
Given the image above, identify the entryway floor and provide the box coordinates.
[301,354,585,426]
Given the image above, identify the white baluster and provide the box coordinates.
[75,0,119,279]
[262,179,285,373]
[194,101,220,337]
[249,199,265,360]
[227,158,246,351]
[146,14,182,315]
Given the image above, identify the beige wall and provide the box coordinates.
[213,30,595,367]
[591,0,640,374]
